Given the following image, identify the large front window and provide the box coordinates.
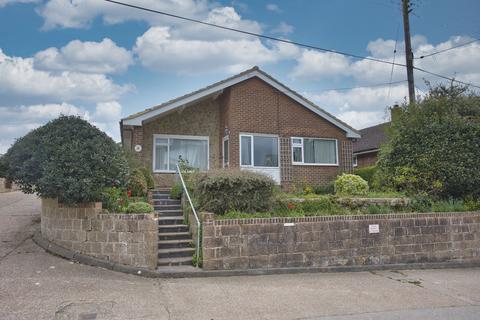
[291,137,338,165]
[240,134,278,167]
[153,135,209,172]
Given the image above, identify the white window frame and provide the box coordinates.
[239,133,280,168]
[152,134,209,173]
[222,135,229,168]
[291,137,339,166]
[353,155,358,167]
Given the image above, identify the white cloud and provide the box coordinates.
[0,49,132,103]
[0,0,38,7]
[34,38,133,74]
[291,50,351,80]
[134,26,288,74]
[291,35,480,88]
[94,101,122,122]
[337,111,386,130]
[266,3,281,13]
[271,22,293,35]
[38,0,211,30]
[0,101,123,153]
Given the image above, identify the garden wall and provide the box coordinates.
[41,198,158,270]
[202,212,480,270]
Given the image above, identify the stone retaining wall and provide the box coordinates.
[202,212,480,270]
[41,198,158,269]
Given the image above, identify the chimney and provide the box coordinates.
[390,104,402,122]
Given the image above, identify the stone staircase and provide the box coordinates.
[153,189,195,267]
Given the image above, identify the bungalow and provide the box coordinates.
[120,66,361,189]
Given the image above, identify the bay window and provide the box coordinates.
[291,137,338,165]
[153,135,209,172]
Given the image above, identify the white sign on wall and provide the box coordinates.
[369,224,380,234]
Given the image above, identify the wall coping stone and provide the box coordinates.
[208,211,480,226]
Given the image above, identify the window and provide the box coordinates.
[240,134,278,167]
[153,135,209,172]
[223,136,229,168]
[291,137,338,165]
[353,155,358,167]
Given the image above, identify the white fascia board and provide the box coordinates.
[122,70,361,138]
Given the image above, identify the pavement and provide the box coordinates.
[1,191,480,320]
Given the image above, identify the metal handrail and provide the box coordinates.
[175,163,200,267]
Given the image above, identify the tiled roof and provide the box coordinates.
[353,122,389,153]
[121,66,360,138]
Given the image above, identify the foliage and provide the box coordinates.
[127,168,148,197]
[125,201,154,213]
[1,116,128,204]
[100,187,130,213]
[377,83,480,198]
[334,174,369,196]
[365,205,393,215]
[196,169,275,214]
[139,167,155,190]
[170,181,183,200]
[313,181,335,195]
[354,165,378,188]
[123,149,155,190]
[431,199,469,212]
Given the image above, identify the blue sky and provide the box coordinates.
[1,0,479,153]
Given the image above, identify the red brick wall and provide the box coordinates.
[221,77,353,188]
[356,151,378,168]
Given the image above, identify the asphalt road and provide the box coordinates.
[1,191,479,320]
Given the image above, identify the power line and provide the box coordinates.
[413,66,480,89]
[387,23,401,99]
[415,38,478,59]
[321,80,407,92]
[104,0,480,90]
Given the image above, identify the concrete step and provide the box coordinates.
[158,224,189,233]
[158,256,192,267]
[152,190,171,195]
[152,194,170,200]
[158,232,191,241]
[153,202,181,208]
[158,247,195,258]
[158,239,192,249]
[153,199,181,205]
[154,209,183,217]
[157,216,184,225]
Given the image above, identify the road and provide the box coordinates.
[1,191,479,320]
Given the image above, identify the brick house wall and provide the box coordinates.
[122,77,355,188]
[221,78,353,188]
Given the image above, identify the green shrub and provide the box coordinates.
[313,181,335,195]
[431,199,468,212]
[366,205,392,215]
[1,116,128,204]
[196,169,275,214]
[377,83,480,198]
[354,165,377,187]
[100,187,130,212]
[128,168,148,197]
[139,167,155,190]
[170,181,183,200]
[334,174,369,196]
[126,201,154,213]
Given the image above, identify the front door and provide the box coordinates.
[239,134,280,184]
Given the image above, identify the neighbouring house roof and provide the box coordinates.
[122,66,361,138]
[353,122,389,154]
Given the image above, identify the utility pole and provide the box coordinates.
[402,0,415,104]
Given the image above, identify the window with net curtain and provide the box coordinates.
[154,137,208,171]
[292,138,337,164]
[240,135,278,167]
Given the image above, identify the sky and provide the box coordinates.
[0,0,479,153]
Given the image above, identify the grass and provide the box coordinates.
[431,199,469,212]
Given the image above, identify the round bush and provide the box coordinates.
[196,169,275,214]
[334,174,369,196]
[1,116,128,204]
[126,201,153,213]
[128,168,148,197]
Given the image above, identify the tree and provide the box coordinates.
[2,116,128,204]
[377,83,480,199]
